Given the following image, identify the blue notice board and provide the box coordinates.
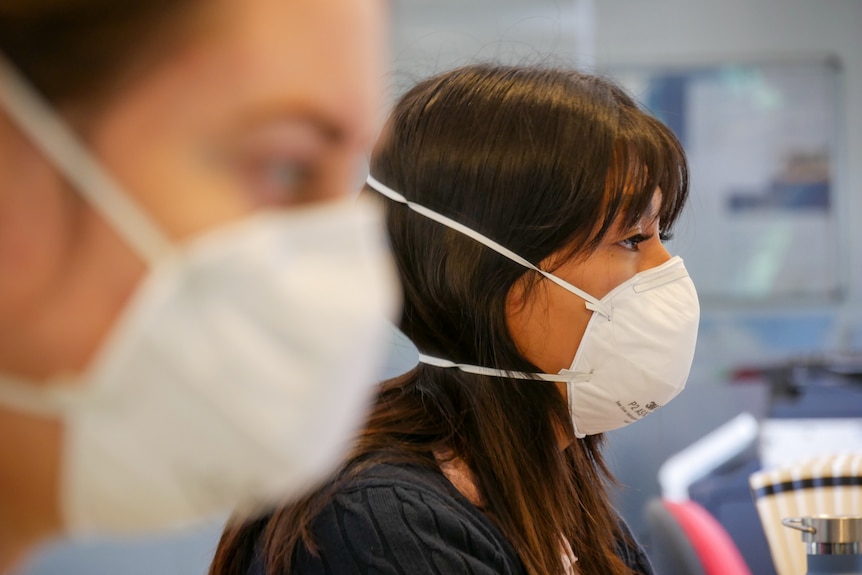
[607,60,843,303]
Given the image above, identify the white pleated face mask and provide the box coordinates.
[0,55,399,533]
[366,175,699,438]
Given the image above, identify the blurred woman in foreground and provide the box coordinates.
[0,0,397,568]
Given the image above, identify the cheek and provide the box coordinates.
[574,251,640,300]
[506,283,594,374]
[0,144,78,318]
[509,249,637,373]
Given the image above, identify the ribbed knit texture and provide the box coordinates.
[249,462,654,575]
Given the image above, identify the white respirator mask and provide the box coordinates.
[0,54,399,534]
[366,175,699,438]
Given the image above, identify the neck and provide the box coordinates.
[434,413,573,509]
[434,451,483,507]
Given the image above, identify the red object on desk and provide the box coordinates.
[663,500,753,575]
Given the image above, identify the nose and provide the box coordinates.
[639,238,671,273]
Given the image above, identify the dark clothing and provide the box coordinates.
[249,462,654,575]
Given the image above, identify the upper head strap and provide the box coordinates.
[366,175,611,318]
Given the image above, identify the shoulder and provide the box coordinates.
[292,462,524,575]
[614,517,655,575]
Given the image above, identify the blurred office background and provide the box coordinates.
[18,0,862,573]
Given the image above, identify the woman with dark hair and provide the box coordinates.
[0,0,397,568]
[211,63,700,575]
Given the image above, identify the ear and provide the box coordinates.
[505,275,528,310]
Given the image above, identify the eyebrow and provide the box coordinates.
[230,105,345,146]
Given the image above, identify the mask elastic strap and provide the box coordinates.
[366,175,611,319]
[0,53,173,266]
[418,354,593,383]
[0,375,85,415]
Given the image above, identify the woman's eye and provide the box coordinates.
[246,160,311,205]
[265,163,304,191]
[619,233,650,251]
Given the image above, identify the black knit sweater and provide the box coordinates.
[248,462,654,575]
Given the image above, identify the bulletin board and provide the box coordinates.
[608,59,842,303]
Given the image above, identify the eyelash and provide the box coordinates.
[619,231,674,251]
[620,233,651,250]
[264,162,307,190]
[245,159,313,204]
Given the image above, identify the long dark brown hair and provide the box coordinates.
[211,64,688,575]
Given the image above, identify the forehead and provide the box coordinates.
[128,0,387,147]
[607,187,663,233]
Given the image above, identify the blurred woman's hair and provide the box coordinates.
[0,0,201,109]
[211,63,689,575]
